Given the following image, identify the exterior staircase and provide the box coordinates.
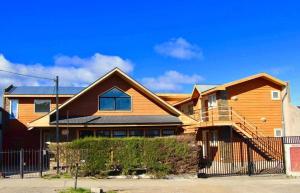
[190,106,282,161]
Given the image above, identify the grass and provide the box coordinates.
[43,173,73,179]
[59,188,117,193]
[59,188,91,193]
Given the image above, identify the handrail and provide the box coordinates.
[231,110,265,137]
[187,106,282,160]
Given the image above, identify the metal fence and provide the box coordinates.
[1,136,300,178]
[0,149,52,178]
[198,136,300,177]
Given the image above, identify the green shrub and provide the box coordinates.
[50,135,198,178]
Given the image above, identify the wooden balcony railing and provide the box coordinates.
[188,106,282,160]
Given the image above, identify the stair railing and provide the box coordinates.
[190,106,282,160]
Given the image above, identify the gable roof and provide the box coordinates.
[195,84,219,93]
[172,73,287,107]
[29,68,182,126]
[201,73,287,95]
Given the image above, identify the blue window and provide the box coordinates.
[10,99,19,119]
[113,130,127,138]
[99,88,131,111]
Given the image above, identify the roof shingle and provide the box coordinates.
[50,115,182,125]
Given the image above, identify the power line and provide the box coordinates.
[0,68,60,174]
[0,69,55,81]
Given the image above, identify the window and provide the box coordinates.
[112,130,127,138]
[271,91,280,100]
[95,130,111,137]
[34,99,51,113]
[208,94,217,108]
[99,88,131,111]
[145,129,160,137]
[79,130,94,138]
[187,104,194,115]
[162,129,175,136]
[9,99,18,119]
[274,128,283,137]
[129,129,144,137]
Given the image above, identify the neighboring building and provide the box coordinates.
[1,68,298,150]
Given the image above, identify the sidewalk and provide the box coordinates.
[0,175,299,193]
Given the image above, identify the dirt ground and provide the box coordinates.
[0,175,299,193]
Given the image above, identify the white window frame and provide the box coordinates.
[9,99,19,119]
[34,99,51,113]
[271,90,280,100]
[274,128,283,137]
[208,94,217,108]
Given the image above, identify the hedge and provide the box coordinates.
[49,135,199,178]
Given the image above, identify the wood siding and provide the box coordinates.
[157,95,190,105]
[58,74,173,117]
[226,77,283,137]
[2,97,69,149]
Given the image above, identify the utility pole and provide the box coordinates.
[55,76,60,174]
[0,69,60,174]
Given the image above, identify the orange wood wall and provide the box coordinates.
[2,97,69,149]
[59,74,173,117]
[226,78,283,137]
[158,95,190,105]
[6,97,69,125]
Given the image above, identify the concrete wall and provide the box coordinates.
[282,84,300,176]
[282,85,300,136]
[284,144,300,176]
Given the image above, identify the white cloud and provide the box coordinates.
[142,70,204,92]
[0,53,133,88]
[268,66,292,76]
[154,37,203,60]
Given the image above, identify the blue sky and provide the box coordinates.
[0,0,299,105]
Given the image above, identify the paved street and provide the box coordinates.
[0,175,299,193]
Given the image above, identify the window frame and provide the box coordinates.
[9,99,19,119]
[128,129,144,137]
[271,90,281,100]
[79,130,94,138]
[112,129,127,138]
[274,128,283,137]
[34,99,51,113]
[208,94,217,108]
[162,129,176,136]
[98,87,132,111]
[95,130,111,138]
[145,129,161,137]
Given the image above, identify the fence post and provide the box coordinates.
[39,149,43,177]
[20,149,24,179]
[281,137,286,174]
[246,142,253,176]
[74,163,79,189]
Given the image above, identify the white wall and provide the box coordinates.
[282,85,300,136]
[284,144,300,176]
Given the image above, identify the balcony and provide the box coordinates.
[189,106,261,137]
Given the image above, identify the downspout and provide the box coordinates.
[281,82,289,137]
